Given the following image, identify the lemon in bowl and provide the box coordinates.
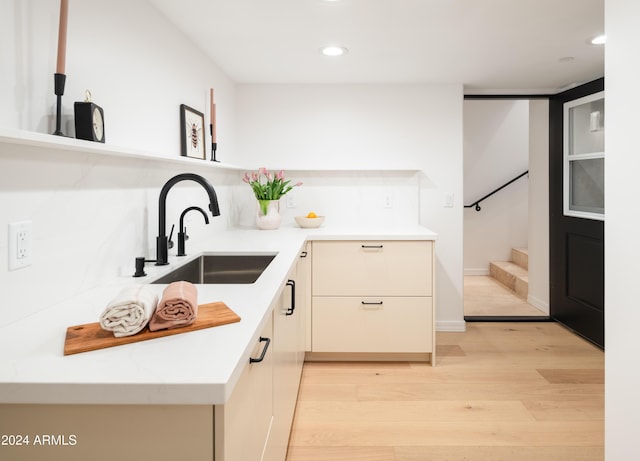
[295,212,325,228]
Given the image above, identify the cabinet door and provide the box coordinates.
[215,316,273,461]
[312,296,433,353]
[269,266,304,461]
[297,242,312,354]
[312,241,433,296]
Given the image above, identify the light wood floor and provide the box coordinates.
[287,322,604,461]
[464,275,546,317]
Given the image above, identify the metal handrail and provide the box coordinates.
[464,170,529,211]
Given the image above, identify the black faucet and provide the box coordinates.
[177,206,209,257]
[156,173,220,265]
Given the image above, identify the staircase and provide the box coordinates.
[489,248,528,299]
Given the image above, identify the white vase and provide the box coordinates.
[256,200,282,230]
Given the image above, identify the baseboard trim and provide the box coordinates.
[436,320,467,332]
[464,315,552,322]
[464,268,490,276]
[527,294,550,314]
[305,352,432,362]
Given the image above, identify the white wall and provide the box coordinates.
[236,84,465,330]
[0,0,240,326]
[527,100,549,313]
[605,0,640,458]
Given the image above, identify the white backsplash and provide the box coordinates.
[232,170,420,229]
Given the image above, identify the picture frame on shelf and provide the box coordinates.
[180,104,206,159]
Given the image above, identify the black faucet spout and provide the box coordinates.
[177,206,210,257]
[156,173,220,265]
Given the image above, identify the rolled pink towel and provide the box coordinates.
[148,281,198,331]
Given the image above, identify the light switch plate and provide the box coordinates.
[444,193,454,208]
[8,221,32,271]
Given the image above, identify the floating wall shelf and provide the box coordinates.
[0,128,247,172]
[0,128,422,174]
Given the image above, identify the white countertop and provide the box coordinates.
[0,225,436,406]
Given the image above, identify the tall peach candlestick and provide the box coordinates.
[56,0,69,74]
[53,0,69,136]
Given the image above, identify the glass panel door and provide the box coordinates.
[563,91,605,220]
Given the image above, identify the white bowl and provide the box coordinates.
[294,216,325,228]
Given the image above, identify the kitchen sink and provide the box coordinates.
[151,253,277,284]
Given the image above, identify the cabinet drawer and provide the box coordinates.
[312,240,433,296]
[311,296,433,353]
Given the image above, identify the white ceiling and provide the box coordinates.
[149,0,604,94]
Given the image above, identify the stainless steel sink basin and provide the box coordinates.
[151,253,277,284]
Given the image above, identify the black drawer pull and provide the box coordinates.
[361,301,384,305]
[285,279,296,315]
[361,244,383,249]
[300,251,308,258]
[249,337,271,363]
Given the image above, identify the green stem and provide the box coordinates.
[258,199,270,216]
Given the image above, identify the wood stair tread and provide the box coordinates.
[489,257,529,299]
[490,260,528,281]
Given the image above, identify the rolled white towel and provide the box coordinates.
[99,285,159,337]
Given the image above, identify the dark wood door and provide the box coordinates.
[549,78,604,348]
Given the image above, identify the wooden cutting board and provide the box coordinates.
[64,301,241,356]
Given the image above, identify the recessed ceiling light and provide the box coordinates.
[591,35,606,45]
[321,45,348,57]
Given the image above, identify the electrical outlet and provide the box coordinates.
[8,221,33,270]
[286,193,297,208]
[383,193,393,208]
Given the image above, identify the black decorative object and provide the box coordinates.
[53,73,66,136]
[74,91,105,143]
[210,123,219,162]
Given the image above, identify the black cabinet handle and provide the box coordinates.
[286,279,296,316]
[361,301,384,305]
[361,244,383,249]
[249,337,271,363]
[300,251,308,258]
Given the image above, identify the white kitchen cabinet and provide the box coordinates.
[312,296,433,353]
[310,240,435,364]
[267,252,306,461]
[215,315,274,461]
[298,242,312,353]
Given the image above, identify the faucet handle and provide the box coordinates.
[167,224,175,249]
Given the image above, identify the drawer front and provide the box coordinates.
[311,296,433,353]
[312,240,433,296]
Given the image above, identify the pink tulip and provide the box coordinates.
[276,170,285,181]
[251,172,258,182]
[242,172,250,183]
[258,167,268,176]
[295,182,303,187]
